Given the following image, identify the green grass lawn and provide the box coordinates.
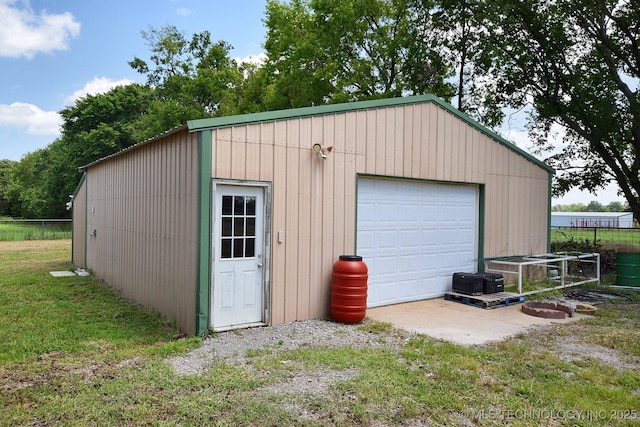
[0,220,72,241]
[1,241,639,426]
[551,227,640,252]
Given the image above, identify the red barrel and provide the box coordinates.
[331,255,368,323]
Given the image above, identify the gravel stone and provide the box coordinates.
[167,319,410,376]
[555,338,640,370]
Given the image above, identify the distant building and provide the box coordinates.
[551,212,635,228]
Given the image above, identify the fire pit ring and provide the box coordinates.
[522,301,574,319]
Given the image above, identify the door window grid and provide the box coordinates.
[221,195,256,259]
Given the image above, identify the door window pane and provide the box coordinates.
[220,192,259,259]
[234,196,245,215]
[221,239,232,258]
[246,197,256,215]
[245,238,255,257]
[234,218,244,236]
[222,196,232,215]
[233,239,244,258]
[246,218,255,236]
[222,217,232,237]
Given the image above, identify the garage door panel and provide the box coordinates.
[422,205,443,219]
[375,282,399,303]
[377,230,398,248]
[358,202,376,222]
[420,229,440,244]
[421,278,442,297]
[456,203,476,214]
[377,201,400,215]
[400,204,421,220]
[358,230,375,250]
[376,255,399,275]
[398,254,418,271]
[419,260,439,274]
[358,178,478,308]
[399,280,420,298]
[398,231,420,249]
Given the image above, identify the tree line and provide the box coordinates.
[552,200,631,212]
[1,0,638,221]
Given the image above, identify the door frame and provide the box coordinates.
[210,179,272,330]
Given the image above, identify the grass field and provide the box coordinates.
[551,227,640,252]
[0,220,72,241]
[1,240,639,426]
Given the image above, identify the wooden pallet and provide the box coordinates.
[444,291,525,309]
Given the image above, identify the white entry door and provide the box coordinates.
[211,185,265,330]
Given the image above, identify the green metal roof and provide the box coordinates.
[187,94,553,173]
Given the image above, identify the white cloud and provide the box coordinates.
[0,102,61,135]
[0,77,133,140]
[176,8,191,16]
[63,77,134,105]
[0,0,81,58]
[236,53,267,66]
[234,53,268,78]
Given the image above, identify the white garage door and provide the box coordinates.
[357,178,478,307]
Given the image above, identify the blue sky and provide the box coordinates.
[0,0,622,205]
[0,0,266,160]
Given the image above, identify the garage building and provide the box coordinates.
[72,95,553,335]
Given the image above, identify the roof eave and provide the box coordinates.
[78,124,188,172]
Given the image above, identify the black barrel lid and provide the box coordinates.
[339,255,362,261]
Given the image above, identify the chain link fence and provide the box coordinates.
[0,219,72,241]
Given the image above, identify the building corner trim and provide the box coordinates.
[196,131,213,336]
[477,185,486,272]
[547,172,553,253]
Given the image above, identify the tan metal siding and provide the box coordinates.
[427,105,439,177]
[209,102,549,325]
[80,130,200,334]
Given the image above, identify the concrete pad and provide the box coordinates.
[366,298,586,346]
[49,271,76,277]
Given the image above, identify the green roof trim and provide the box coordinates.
[187,94,553,174]
[71,170,87,199]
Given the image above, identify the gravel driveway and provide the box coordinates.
[167,319,411,376]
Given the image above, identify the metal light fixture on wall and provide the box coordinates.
[312,143,333,160]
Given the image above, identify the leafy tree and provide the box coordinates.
[262,0,454,108]
[553,201,631,212]
[468,0,640,222]
[425,0,494,118]
[0,159,15,216]
[5,150,53,218]
[38,83,155,218]
[60,83,152,155]
[586,200,605,212]
[227,62,274,115]
[4,26,249,219]
[553,203,587,212]
[129,25,244,127]
[606,201,624,212]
